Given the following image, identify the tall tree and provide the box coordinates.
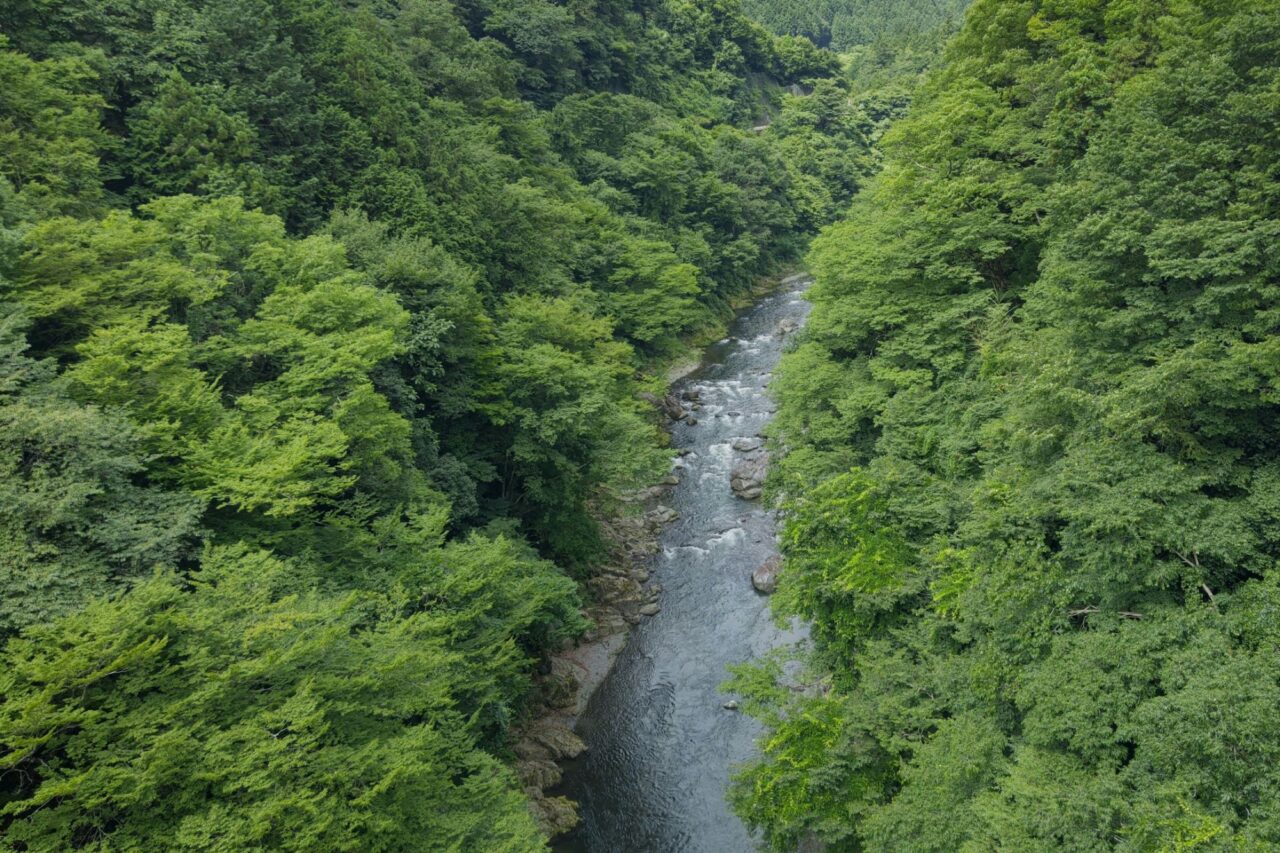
[736,0,1280,848]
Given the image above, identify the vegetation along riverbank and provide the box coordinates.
[5,0,1276,850]
[731,1,1280,850]
[0,0,871,848]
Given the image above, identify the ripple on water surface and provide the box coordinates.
[553,278,811,853]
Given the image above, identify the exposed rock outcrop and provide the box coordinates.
[637,391,687,421]
[526,721,586,761]
[516,758,562,790]
[528,793,579,837]
[512,459,678,838]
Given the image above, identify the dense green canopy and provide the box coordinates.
[9,0,1273,846]
[734,0,1280,849]
[741,0,970,51]
[0,0,867,846]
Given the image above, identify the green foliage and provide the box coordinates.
[10,0,872,564]
[737,0,1280,848]
[0,41,106,219]
[742,0,970,52]
[774,471,917,662]
[0,308,203,634]
[482,293,669,560]
[0,544,572,851]
[771,79,875,229]
[0,0,863,845]
[12,195,417,521]
[743,0,972,131]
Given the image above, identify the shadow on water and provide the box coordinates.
[553,276,812,853]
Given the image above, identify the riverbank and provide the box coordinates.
[511,500,669,835]
[510,269,808,837]
[659,267,807,386]
[546,273,813,849]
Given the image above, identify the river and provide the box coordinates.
[554,275,812,852]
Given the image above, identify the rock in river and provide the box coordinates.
[638,391,686,421]
[730,453,768,500]
[647,505,678,525]
[529,794,579,837]
[516,758,563,790]
[752,555,782,594]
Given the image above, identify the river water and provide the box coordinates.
[555,275,811,852]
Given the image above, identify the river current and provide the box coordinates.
[555,275,812,852]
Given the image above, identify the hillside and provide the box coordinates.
[0,0,868,847]
[6,0,1279,849]
[741,0,970,51]
[733,1,1280,849]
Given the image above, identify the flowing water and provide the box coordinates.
[555,275,812,852]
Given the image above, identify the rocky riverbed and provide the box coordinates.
[539,273,812,852]
[512,489,673,835]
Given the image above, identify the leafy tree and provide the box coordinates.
[738,0,1280,848]
[0,0,866,844]
[0,41,106,218]
[0,542,577,851]
[741,0,970,52]
[0,308,203,634]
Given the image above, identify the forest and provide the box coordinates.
[740,0,969,51]
[0,0,870,848]
[733,0,1280,850]
[4,0,1278,849]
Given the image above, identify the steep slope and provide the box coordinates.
[736,1,1280,849]
[0,0,866,847]
[741,0,970,51]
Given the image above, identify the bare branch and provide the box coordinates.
[1174,549,1201,569]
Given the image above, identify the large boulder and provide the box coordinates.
[637,391,686,421]
[752,555,782,594]
[646,505,678,526]
[540,657,580,710]
[529,793,579,837]
[525,721,586,761]
[730,453,768,500]
[515,758,562,790]
[584,605,628,640]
